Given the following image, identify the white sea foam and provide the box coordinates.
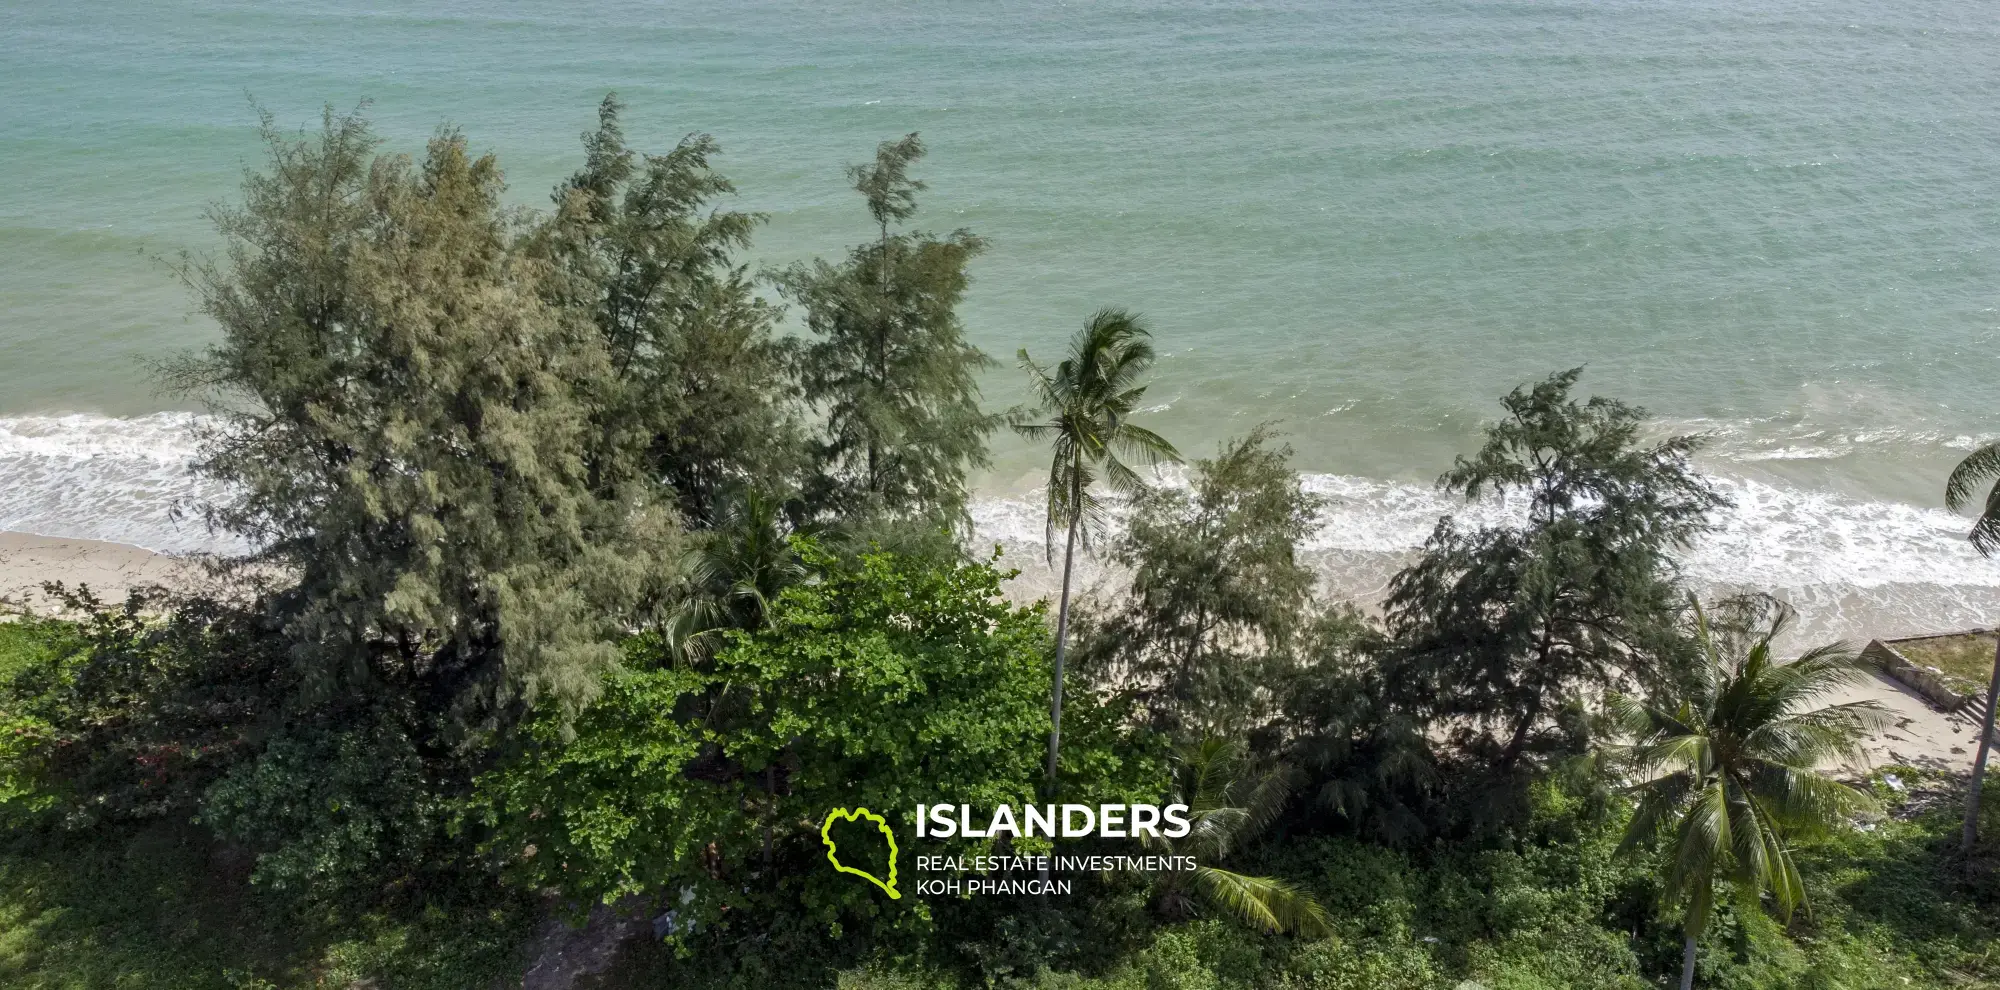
[1668,415,2000,465]
[0,413,246,555]
[972,467,2000,643]
[3,413,1996,640]
[975,471,1994,590]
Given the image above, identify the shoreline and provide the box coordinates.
[0,529,206,612]
[1,528,1986,774]
[9,412,2000,644]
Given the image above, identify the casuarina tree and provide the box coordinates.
[1015,309,1179,789]
[535,95,801,526]
[169,108,676,729]
[1383,368,1723,803]
[1080,425,1322,738]
[777,133,997,533]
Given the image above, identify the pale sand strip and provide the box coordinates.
[0,530,1987,772]
[0,531,207,612]
[1824,671,1992,775]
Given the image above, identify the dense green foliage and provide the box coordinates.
[1139,738,1331,937]
[477,544,1157,949]
[534,96,802,527]
[1379,368,1722,827]
[4,99,1996,990]
[168,108,679,729]
[1078,427,1321,737]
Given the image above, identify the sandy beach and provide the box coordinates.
[0,530,207,611]
[1823,673,1993,776]
[1,528,1989,774]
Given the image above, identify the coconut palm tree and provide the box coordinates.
[659,488,807,665]
[1612,597,1886,990]
[1134,736,1332,937]
[1945,444,2000,853]
[1014,309,1179,789]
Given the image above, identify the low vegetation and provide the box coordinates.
[1888,632,1999,689]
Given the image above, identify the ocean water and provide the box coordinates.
[3,0,1998,641]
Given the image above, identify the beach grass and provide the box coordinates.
[1890,632,1999,688]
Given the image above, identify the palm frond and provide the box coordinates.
[1745,764,1879,835]
[1734,790,1806,921]
[1661,780,1730,910]
[1630,733,1713,779]
[1605,692,1656,738]
[1178,736,1242,810]
[1192,867,1333,937]
[1946,442,2000,556]
[1111,422,1181,468]
[1618,771,1695,855]
[1979,481,2000,557]
[1017,306,1177,565]
[1188,807,1250,858]
[1099,452,1148,495]
[1612,595,1886,945]
[1742,701,1890,768]
[1945,442,2000,512]
[1238,761,1302,837]
[1012,420,1062,442]
[1756,642,1871,713]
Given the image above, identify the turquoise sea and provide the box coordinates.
[2,0,1997,638]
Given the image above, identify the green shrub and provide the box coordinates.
[0,590,290,827]
[1276,935,1441,990]
[476,544,1164,956]
[199,715,448,898]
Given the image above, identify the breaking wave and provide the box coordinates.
[4,413,1996,640]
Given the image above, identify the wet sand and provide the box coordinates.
[0,530,207,611]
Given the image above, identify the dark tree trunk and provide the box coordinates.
[1499,691,1544,770]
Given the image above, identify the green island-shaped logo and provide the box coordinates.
[821,807,901,899]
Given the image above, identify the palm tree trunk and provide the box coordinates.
[1679,931,1697,990]
[1961,634,2000,854]
[1045,510,1082,792]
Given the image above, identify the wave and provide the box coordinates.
[4,413,1996,640]
[978,469,1992,587]
[0,413,247,555]
[973,460,2000,643]
[1662,414,2000,465]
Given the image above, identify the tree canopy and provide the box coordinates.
[534,95,801,527]
[1080,426,1322,738]
[476,544,1158,943]
[778,134,997,533]
[1382,368,1723,789]
[170,108,678,728]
